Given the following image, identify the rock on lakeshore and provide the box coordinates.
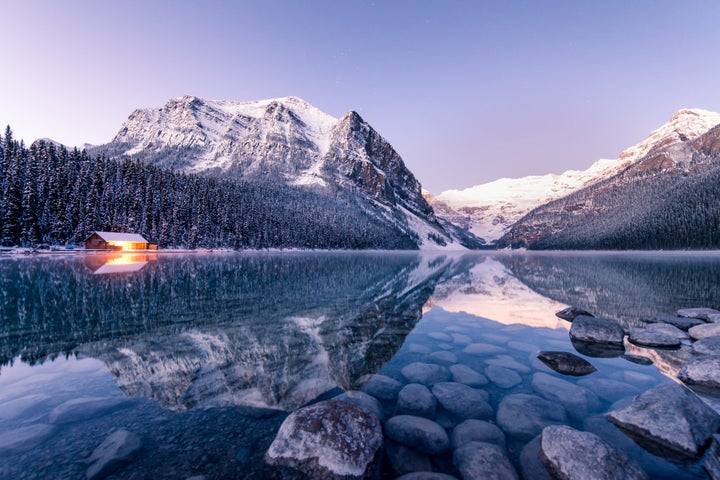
[265,399,383,479]
[678,355,720,394]
[86,429,142,480]
[384,415,450,455]
[555,307,594,321]
[569,316,625,346]
[693,336,720,355]
[537,351,596,376]
[677,307,720,321]
[539,425,648,480]
[627,328,681,348]
[453,441,518,480]
[688,322,720,340]
[649,315,705,331]
[605,383,720,458]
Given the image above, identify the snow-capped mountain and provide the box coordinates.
[95,95,483,250]
[430,108,720,245]
[500,109,720,249]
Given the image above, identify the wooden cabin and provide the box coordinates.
[85,231,155,251]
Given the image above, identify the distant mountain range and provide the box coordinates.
[427,108,720,249]
[6,96,719,250]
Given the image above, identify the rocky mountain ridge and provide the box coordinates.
[93,95,482,250]
[429,108,720,246]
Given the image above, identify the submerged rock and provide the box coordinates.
[496,394,567,441]
[432,382,493,424]
[396,384,436,419]
[537,351,596,376]
[449,364,488,387]
[395,473,459,480]
[428,351,459,365]
[450,419,506,449]
[555,307,593,322]
[569,316,625,346]
[620,354,653,366]
[678,355,720,394]
[531,373,600,420]
[384,415,450,455]
[519,436,551,480]
[86,429,142,480]
[605,383,720,458]
[264,399,383,479]
[385,440,432,477]
[462,343,506,356]
[453,441,518,480]
[485,355,531,373]
[576,378,640,403]
[539,425,648,480]
[361,374,404,401]
[688,322,720,341]
[485,365,522,389]
[704,434,720,480]
[627,328,681,348]
[677,307,720,321]
[401,362,452,386]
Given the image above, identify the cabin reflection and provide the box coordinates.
[84,253,158,275]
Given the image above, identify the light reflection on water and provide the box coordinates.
[0,251,718,479]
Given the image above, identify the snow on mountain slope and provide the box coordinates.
[434,158,625,243]
[99,95,483,250]
[433,108,720,244]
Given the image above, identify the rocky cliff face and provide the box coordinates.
[94,95,478,249]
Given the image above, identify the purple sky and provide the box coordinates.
[1,1,719,192]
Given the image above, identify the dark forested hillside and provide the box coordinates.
[499,124,720,250]
[0,127,417,249]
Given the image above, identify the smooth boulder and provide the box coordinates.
[361,374,404,401]
[265,399,383,479]
[555,307,593,321]
[605,383,720,458]
[537,351,596,376]
[569,316,624,346]
[453,441,518,480]
[649,315,704,331]
[449,365,488,387]
[531,373,600,420]
[627,328,681,348]
[485,365,522,389]
[496,394,567,441]
[540,425,648,480]
[688,322,720,341]
[693,336,720,355]
[450,419,506,449]
[677,307,720,321]
[678,355,720,394]
[401,362,452,386]
[86,429,142,480]
[384,415,450,455]
[396,384,436,419]
[334,391,383,420]
[432,382,493,424]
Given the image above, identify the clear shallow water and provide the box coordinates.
[0,251,718,479]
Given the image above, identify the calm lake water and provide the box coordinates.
[1,251,720,479]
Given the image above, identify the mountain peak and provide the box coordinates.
[620,108,720,162]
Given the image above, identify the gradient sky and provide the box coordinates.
[1,1,719,192]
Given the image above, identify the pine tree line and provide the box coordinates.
[0,127,418,249]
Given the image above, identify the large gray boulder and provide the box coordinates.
[450,419,505,449]
[688,322,720,341]
[678,355,720,394]
[644,322,689,340]
[86,429,142,480]
[693,336,720,355]
[569,316,624,346]
[537,351,596,376]
[531,373,600,420]
[333,391,384,420]
[401,362,452,386]
[627,328,681,348]
[605,383,720,458]
[396,384,437,419]
[432,382,493,424]
[677,307,720,321]
[453,441,518,480]
[539,425,648,480]
[496,394,567,441]
[384,415,450,455]
[265,399,383,479]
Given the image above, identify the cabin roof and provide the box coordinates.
[87,231,149,243]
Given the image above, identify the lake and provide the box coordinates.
[1,251,719,479]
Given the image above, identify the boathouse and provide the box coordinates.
[85,231,154,251]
